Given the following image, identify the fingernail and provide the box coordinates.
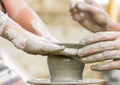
[77,50,84,57]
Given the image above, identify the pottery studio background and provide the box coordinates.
[0,0,120,85]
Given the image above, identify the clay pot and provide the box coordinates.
[28,43,105,85]
[48,43,84,82]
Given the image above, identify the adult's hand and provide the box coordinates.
[77,32,120,71]
[70,0,112,32]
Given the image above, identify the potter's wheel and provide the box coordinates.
[28,79,106,85]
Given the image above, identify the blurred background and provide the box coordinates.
[0,0,120,85]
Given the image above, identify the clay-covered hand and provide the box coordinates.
[0,11,78,56]
[70,0,112,32]
[77,32,120,71]
[23,34,77,57]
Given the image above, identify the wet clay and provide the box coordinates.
[48,43,84,82]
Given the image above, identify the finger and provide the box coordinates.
[77,3,100,15]
[82,50,120,63]
[70,11,103,32]
[91,60,120,71]
[54,48,78,57]
[77,1,107,25]
[70,8,102,32]
[71,11,85,22]
[70,0,80,11]
[70,9,81,21]
[78,41,118,57]
[79,32,118,45]
[78,17,106,32]
[24,38,65,55]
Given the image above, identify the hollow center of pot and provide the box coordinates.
[48,43,85,82]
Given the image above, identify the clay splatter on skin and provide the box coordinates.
[70,0,110,32]
[91,60,120,71]
[31,18,58,42]
[0,12,79,57]
[3,29,27,49]
[78,31,120,71]
[0,11,82,64]
[53,48,78,57]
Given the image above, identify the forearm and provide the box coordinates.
[3,0,57,41]
[9,7,57,42]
